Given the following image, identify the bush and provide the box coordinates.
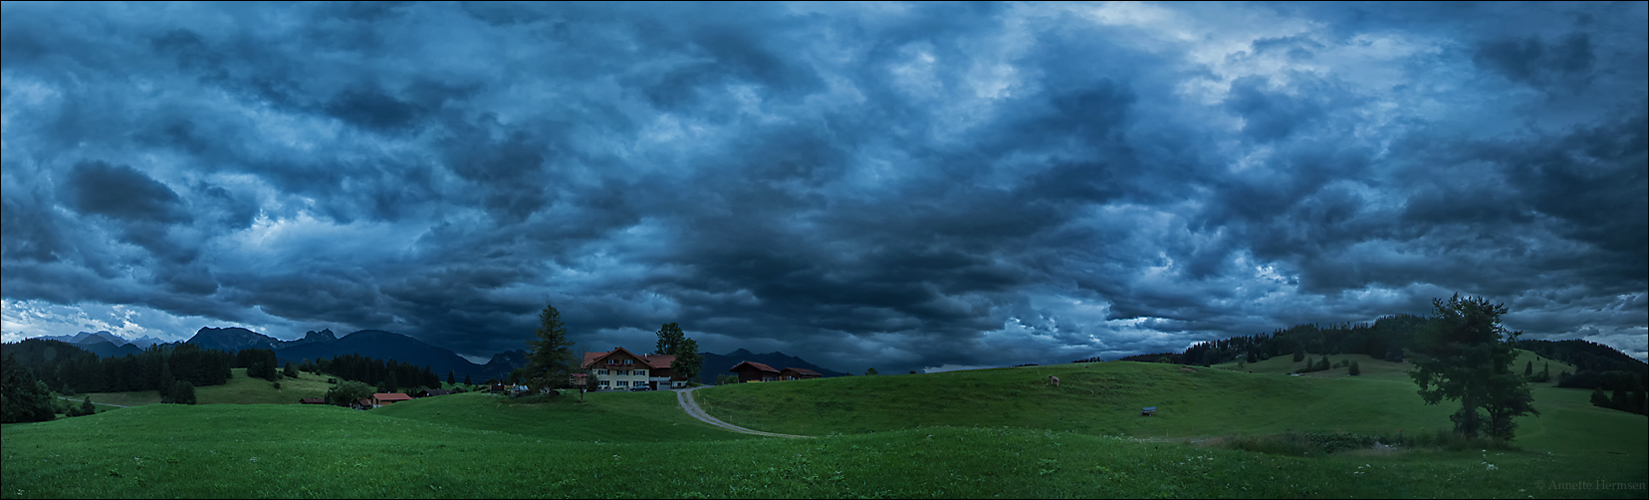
[271,381,281,390]
[326,380,375,406]
[1390,428,1516,452]
[1348,361,1361,376]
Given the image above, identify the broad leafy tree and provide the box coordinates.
[1409,294,1538,440]
[656,323,686,355]
[326,380,375,406]
[525,303,577,394]
[657,323,704,385]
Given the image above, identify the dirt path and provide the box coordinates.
[57,396,127,408]
[675,387,810,439]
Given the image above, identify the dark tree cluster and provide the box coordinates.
[1516,339,1649,395]
[1177,315,1426,367]
[1085,314,1428,366]
[233,348,281,381]
[2,352,58,423]
[315,353,440,393]
[1590,387,1648,415]
[1,339,230,396]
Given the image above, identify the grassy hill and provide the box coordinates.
[6,392,1644,498]
[692,361,1645,457]
[373,391,758,443]
[6,359,1644,498]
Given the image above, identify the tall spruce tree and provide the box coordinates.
[524,303,576,394]
[1409,294,1538,440]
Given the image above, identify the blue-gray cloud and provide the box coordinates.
[2,2,1645,372]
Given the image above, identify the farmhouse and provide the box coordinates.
[779,367,821,380]
[729,361,825,383]
[581,347,690,390]
[729,361,780,382]
[371,392,413,407]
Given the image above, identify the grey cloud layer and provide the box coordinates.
[3,2,1645,372]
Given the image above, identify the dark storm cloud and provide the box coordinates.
[3,2,1645,371]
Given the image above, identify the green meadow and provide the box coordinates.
[4,359,1645,498]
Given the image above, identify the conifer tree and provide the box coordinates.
[524,303,576,394]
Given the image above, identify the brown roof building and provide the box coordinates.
[779,367,822,380]
[728,361,781,383]
[729,362,826,383]
[371,393,413,407]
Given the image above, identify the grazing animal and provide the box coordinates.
[1047,375,1061,387]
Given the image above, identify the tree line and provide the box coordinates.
[1,339,234,422]
[1,339,230,396]
[309,353,442,393]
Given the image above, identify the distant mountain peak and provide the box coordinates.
[728,348,755,356]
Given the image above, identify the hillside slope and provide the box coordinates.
[693,361,1646,456]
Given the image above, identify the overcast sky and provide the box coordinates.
[3,2,1645,373]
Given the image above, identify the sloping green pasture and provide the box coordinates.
[372,391,759,443]
[73,368,338,407]
[693,361,1647,457]
[5,401,1642,499]
[5,361,1644,498]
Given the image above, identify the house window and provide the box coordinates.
[597,369,608,375]
[617,381,629,387]
[598,380,609,387]
[638,370,647,377]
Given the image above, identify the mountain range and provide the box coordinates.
[26,329,845,384]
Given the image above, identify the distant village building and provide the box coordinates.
[581,347,690,390]
[371,393,413,407]
[779,367,822,381]
[729,361,823,383]
[298,397,326,405]
[728,361,781,383]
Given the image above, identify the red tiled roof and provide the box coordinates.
[729,361,779,373]
[583,347,675,369]
[643,354,675,369]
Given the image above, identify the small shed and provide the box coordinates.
[1141,406,1158,416]
[299,397,325,405]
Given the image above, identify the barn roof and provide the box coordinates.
[582,347,675,369]
[729,361,779,373]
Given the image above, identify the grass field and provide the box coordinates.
[693,360,1645,457]
[5,361,1645,498]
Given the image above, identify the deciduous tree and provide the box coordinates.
[1409,294,1538,440]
